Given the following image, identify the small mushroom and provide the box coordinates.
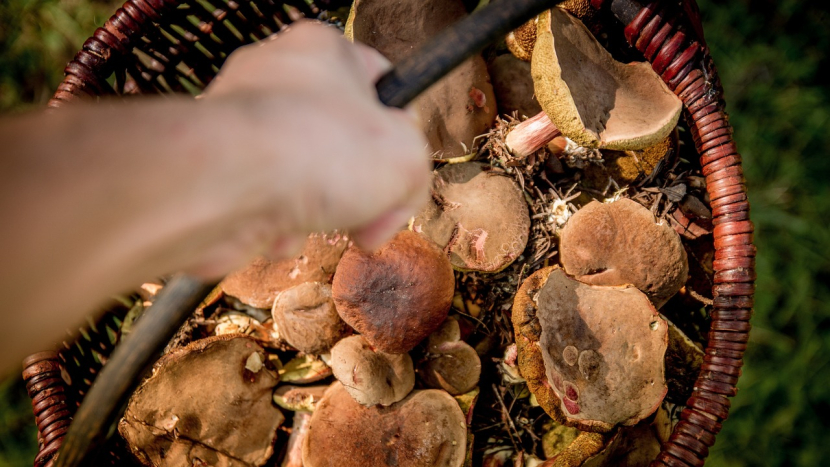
[512,267,668,432]
[220,231,349,309]
[272,282,351,354]
[559,198,689,308]
[418,317,481,395]
[329,335,415,406]
[346,0,497,160]
[412,163,530,273]
[119,335,283,466]
[332,231,455,354]
[513,8,681,152]
[302,382,468,467]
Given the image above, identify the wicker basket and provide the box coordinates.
[23,1,756,466]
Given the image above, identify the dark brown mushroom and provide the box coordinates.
[332,231,455,354]
[512,267,668,432]
[418,317,481,395]
[119,335,283,466]
[329,335,415,406]
[559,198,689,308]
[220,231,349,309]
[302,382,468,467]
[412,163,530,273]
[272,281,351,354]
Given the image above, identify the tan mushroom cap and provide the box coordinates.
[506,18,537,62]
[329,335,415,406]
[512,267,668,432]
[119,335,283,466]
[272,282,351,355]
[303,382,468,467]
[559,198,689,308]
[532,8,682,150]
[412,163,530,273]
[346,0,497,160]
[332,231,455,354]
[418,318,481,395]
[219,231,349,309]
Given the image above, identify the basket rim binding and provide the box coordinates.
[24,1,755,467]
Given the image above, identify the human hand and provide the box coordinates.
[186,21,430,277]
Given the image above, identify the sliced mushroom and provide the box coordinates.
[346,0,497,160]
[418,317,481,395]
[412,163,530,273]
[512,267,668,432]
[559,198,689,308]
[332,231,455,354]
[531,8,681,150]
[272,282,351,354]
[220,231,350,309]
[119,335,283,466]
[329,335,415,406]
[303,382,468,467]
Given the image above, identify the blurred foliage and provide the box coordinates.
[0,0,828,466]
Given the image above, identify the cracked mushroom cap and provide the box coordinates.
[119,335,283,466]
[346,0,497,161]
[412,163,530,273]
[559,198,689,308]
[332,230,455,354]
[512,267,668,432]
[272,282,351,355]
[329,335,415,406]
[531,8,682,150]
[303,382,468,467]
[220,231,349,309]
[418,317,481,395]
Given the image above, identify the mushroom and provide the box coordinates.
[272,282,351,354]
[541,428,613,466]
[332,230,455,354]
[412,162,531,273]
[346,0,497,160]
[559,198,689,308]
[531,8,681,150]
[417,317,481,395]
[220,231,349,309]
[329,335,415,406]
[119,335,283,466]
[273,385,328,412]
[279,354,333,385]
[512,267,668,432]
[582,131,678,187]
[487,54,542,118]
[302,382,468,467]
[282,411,311,467]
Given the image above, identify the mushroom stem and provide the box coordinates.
[281,411,312,467]
[505,110,562,157]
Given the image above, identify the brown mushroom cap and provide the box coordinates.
[512,267,668,432]
[346,0,497,160]
[418,318,481,395]
[302,382,468,467]
[532,8,682,150]
[506,18,536,62]
[329,335,415,406]
[487,54,542,118]
[272,282,351,355]
[412,163,530,273]
[220,231,349,309]
[332,230,455,354]
[559,198,689,308]
[119,335,283,466]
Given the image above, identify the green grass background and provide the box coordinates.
[1,0,828,465]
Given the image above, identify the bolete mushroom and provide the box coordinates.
[531,8,681,150]
[332,230,455,354]
[302,382,468,467]
[512,267,668,432]
[119,335,283,466]
[487,54,542,118]
[412,162,530,273]
[418,317,481,395]
[559,198,688,308]
[329,335,415,406]
[272,281,351,355]
[220,231,349,309]
[346,0,497,160]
